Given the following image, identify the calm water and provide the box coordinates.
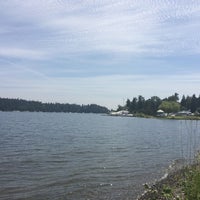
[0,112,200,200]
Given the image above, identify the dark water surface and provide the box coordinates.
[0,112,200,200]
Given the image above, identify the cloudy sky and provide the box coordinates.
[0,0,200,109]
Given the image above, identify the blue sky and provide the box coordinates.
[0,0,200,109]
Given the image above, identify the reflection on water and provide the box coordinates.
[0,112,200,200]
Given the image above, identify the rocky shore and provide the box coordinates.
[137,161,200,200]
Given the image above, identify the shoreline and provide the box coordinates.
[108,113,200,120]
[137,160,200,200]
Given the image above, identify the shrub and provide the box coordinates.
[184,166,200,200]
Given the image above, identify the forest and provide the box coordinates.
[119,93,200,116]
[0,98,109,113]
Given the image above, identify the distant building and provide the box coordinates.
[176,111,192,116]
[156,109,167,117]
[110,110,133,117]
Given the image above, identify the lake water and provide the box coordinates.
[0,112,200,200]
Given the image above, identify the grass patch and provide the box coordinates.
[166,116,200,120]
[183,165,200,200]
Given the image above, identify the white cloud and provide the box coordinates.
[1,0,200,57]
[0,47,46,60]
[0,1,200,107]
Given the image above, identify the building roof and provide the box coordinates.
[157,109,164,113]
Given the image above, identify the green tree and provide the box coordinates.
[126,99,131,111]
[181,95,186,110]
[131,97,138,112]
[117,105,125,111]
[158,101,180,113]
[167,93,179,102]
[143,96,161,115]
[191,94,197,113]
[0,98,109,113]
[185,96,192,110]
[138,95,145,113]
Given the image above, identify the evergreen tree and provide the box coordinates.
[131,97,137,113]
[167,93,179,102]
[137,95,145,113]
[185,96,192,111]
[0,98,109,113]
[126,99,131,111]
[180,95,186,110]
[191,94,197,113]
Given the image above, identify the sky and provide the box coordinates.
[0,0,200,109]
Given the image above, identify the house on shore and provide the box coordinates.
[176,110,192,116]
[110,110,133,117]
[156,109,167,117]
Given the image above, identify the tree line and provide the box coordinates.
[0,98,109,113]
[119,93,200,116]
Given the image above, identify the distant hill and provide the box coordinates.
[0,97,110,114]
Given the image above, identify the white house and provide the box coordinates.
[156,109,167,117]
[110,110,132,117]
